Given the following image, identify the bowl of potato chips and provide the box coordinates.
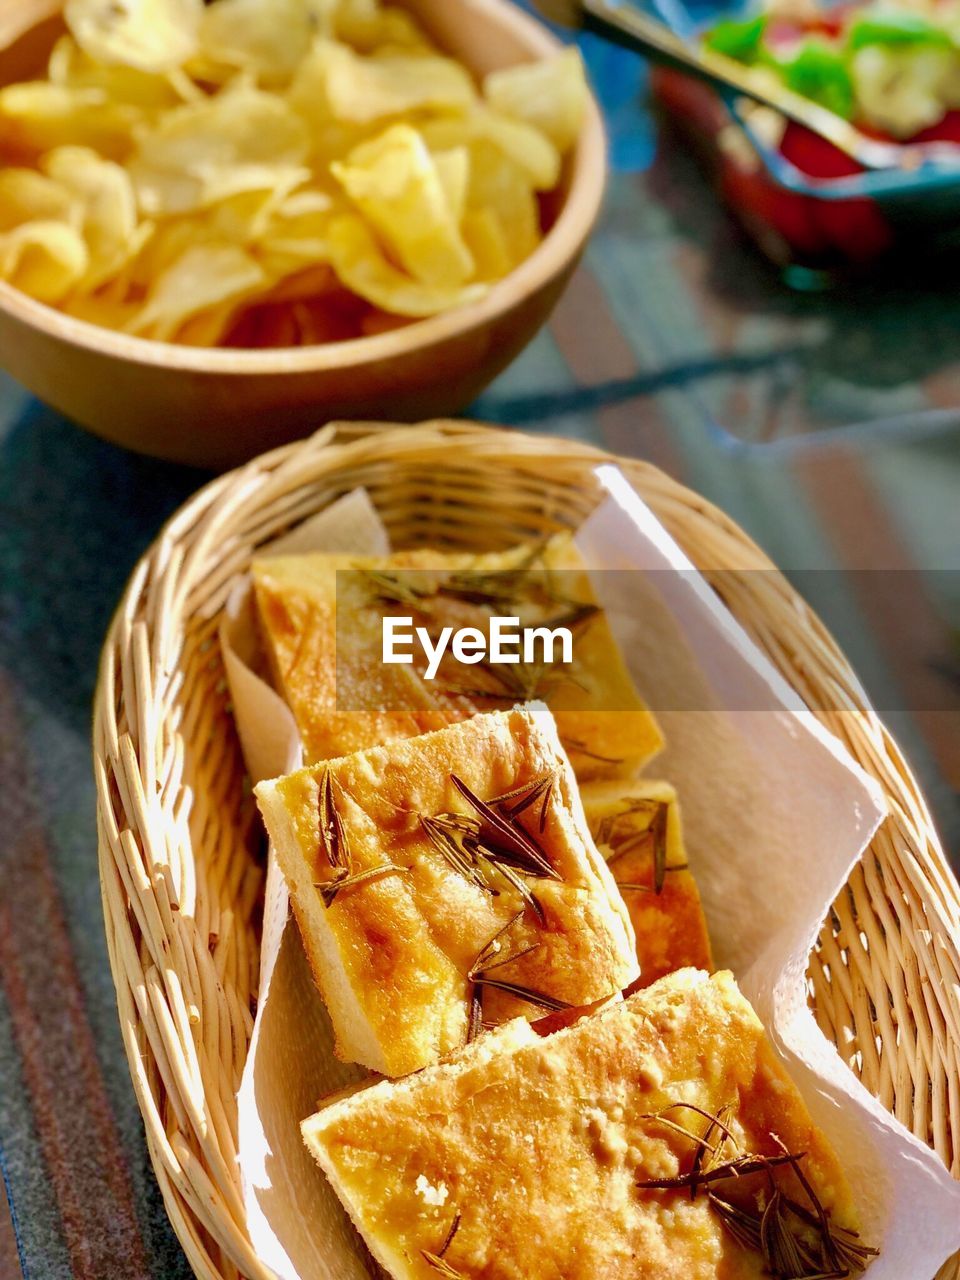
[0,0,605,467]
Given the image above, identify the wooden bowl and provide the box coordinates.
[0,2,607,469]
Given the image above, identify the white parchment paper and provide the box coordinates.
[223,488,391,1280]
[226,471,960,1280]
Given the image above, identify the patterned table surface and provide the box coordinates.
[1,16,959,1280]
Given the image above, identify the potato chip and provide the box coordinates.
[251,187,336,274]
[332,125,473,286]
[63,290,140,329]
[289,40,476,126]
[43,146,141,287]
[0,0,583,346]
[173,300,241,346]
[421,106,561,190]
[461,206,513,281]
[196,0,324,84]
[0,82,144,161]
[128,241,265,338]
[0,221,89,302]
[258,208,336,274]
[127,216,209,289]
[0,168,79,231]
[129,87,311,214]
[255,262,338,304]
[432,146,470,225]
[484,48,588,151]
[65,0,202,74]
[335,4,433,54]
[466,139,540,266]
[203,190,277,246]
[207,178,326,249]
[226,277,368,347]
[47,34,187,109]
[327,212,485,316]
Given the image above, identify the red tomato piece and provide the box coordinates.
[779,121,893,260]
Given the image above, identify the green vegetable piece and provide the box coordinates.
[846,8,954,52]
[704,12,768,62]
[782,38,855,118]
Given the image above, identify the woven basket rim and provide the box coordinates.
[92,420,960,1280]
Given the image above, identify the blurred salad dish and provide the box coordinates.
[706,0,960,138]
[653,0,960,279]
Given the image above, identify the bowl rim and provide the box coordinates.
[0,0,608,375]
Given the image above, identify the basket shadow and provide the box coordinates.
[0,397,209,734]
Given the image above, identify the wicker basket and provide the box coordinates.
[93,421,960,1280]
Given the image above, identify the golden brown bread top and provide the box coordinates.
[252,533,663,776]
[582,779,713,983]
[253,548,463,763]
[303,969,861,1280]
[255,705,640,1076]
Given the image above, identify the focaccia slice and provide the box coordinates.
[252,532,663,777]
[582,779,713,983]
[252,547,465,763]
[302,968,866,1280]
[255,705,639,1077]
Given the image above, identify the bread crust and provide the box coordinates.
[302,969,859,1280]
[582,778,714,983]
[256,705,640,1076]
[252,534,663,778]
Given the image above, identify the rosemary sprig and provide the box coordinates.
[707,1191,763,1252]
[471,911,524,972]
[600,800,661,851]
[451,774,558,880]
[468,970,571,1012]
[314,864,409,907]
[421,814,492,893]
[821,1224,880,1272]
[465,914,571,1038]
[439,1213,461,1256]
[466,986,484,1045]
[360,569,434,609]
[769,1135,852,1276]
[422,779,559,924]
[450,598,594,704]
[317,767,350,873]
[762,1188,822,1277]
[422,1212,463,1275]
[637,1150,801,1190]
[423,775,565,976]
[651,800,670,895]
[420,1255,463,1280]
[642,1101,739,1185]
[537,601,601,633]
[561,736,626,766]
[636,1101,877,1278]
[492,772,555,833]
[438,543,549,609]
[605,800,671,895]
[464,913,522,1045]
[314,772,410,907]
[454,657,563,704]
[480,856,545,925]
[690,1101,738,1198]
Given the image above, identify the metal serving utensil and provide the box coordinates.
[533,0,960,170]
